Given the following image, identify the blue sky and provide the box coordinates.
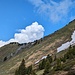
[0,0,75,47]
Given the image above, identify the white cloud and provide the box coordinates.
[0,22,44,47]
[14,22,44,43]
[28,0,75,23]
[29,0,43,7]
[0,41,7,47]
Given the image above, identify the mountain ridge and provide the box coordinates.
[0,19,75,75]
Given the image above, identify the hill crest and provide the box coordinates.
[0,19,75,75]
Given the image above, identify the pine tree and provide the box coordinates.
[15,59,26,75]
[46,54,52,63]
[39,59,46,70]
[55,59,62,71]
[43,60,51,75]
[26,65,32,74]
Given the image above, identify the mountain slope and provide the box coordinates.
[0,20,75,75]
[0,42,19,62]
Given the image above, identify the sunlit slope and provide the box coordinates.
[0,20,75,75]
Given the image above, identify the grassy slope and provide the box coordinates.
[36,46,75,75]
[0,20,75,75]
[0,43,19,62]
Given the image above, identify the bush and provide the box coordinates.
[3,56,7,61]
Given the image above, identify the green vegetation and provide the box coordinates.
[15,59,36,75]
[43,60,51,75]
[39,59,46,70]
[0,43,19,62]
[55,58,62,71]
[15,59,26,75]
[0,20,75,75]
[36,45,75,75]
[38,55,53,75]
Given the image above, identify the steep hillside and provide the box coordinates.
[0,42,19,63]
[0,20,75,75]
[37,45,75,75]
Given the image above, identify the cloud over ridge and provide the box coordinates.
[0,22,44,47]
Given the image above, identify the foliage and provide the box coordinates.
[3,56,7,61]
[39,59,46,70]
[15,59,26,75]
[63,46,75,60]
[46,54,52,63]
[15,59,36,75]
[43,60,51,75]
[26,65,32,74]
[55,59,62,71]
[39,55,52,70]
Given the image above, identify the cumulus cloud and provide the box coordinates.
[57,31,75,52]
[0,41,7,47]
[0,22,44,47]
[28,0,75,23]
[14,22,44,43]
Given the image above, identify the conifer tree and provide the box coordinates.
[26,65,32,74]
[15,59,26,75]
[46,54,52,63]
[39,59,46,70]
[43,60,51,75]
[55,59,62,71]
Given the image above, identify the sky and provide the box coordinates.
[0,0,75,47]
